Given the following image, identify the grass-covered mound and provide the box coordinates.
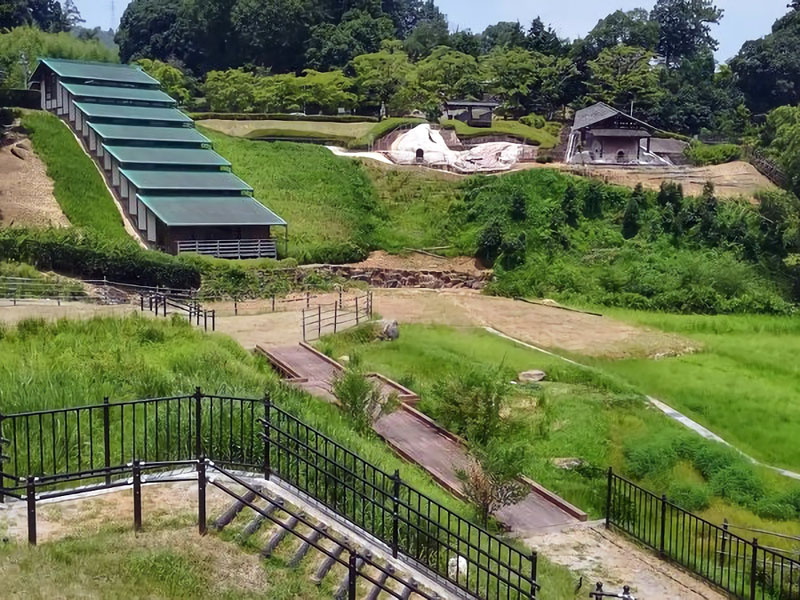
[319,323,800,546]
[441,118,560,148]
[453,169,797,314]
[21,111,129,242]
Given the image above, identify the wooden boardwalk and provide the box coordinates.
[257,343,585,535]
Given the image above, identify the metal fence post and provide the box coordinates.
[26,477,37,545]
[392,469,400,558]
[317,305,321,338]
[302,308,307,342]
[529,550,538,600]
[660,494,667,557]
[194,387,203,459]
[348,550,358,600]
[605,467,612,529]
[132,459,142,532]
[203,310,208,332]
[140,294,144,311]
[750,538,759,600]
[103,397,111,485]
[355,297,360,325]
[197,456,207,535]
[211,310,215,332]
[721,519,729,572]
[263,393,271,481]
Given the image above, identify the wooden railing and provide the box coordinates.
[176,238,278,259]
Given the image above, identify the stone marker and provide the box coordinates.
[377,319,399,341]
[518,370,546,382]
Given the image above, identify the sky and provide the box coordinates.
[74,0,790,63]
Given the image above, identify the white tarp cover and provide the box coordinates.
[390,124,524,172]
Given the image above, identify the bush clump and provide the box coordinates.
[667,482,711,512]
[684,142,742,166]
[520,113,546,129]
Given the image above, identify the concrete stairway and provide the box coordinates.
[210,488,445,600]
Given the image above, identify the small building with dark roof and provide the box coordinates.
[443,100,499,128]
[567,102,661,165]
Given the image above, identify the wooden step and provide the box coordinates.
[311,537,349,584]
[213,489,258,531]
[239,497,283,542]
[334,550,371,600]
[399,577,419,600]
[261,512,303,558]
[289,524,326,568]
[364,564,393,600]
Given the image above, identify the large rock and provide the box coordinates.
[518,369,546,382]
[377,319,399,341]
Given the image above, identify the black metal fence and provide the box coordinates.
[302,292,373,341]
[0,392,537,600]
[607,468,800,599]
[140,293,216,331]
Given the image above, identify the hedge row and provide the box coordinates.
[0,228,201,289]
[0,89,40,109]
[242,128,354,145]
[190,112,378,123]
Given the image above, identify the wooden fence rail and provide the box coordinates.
[302,292,373,341]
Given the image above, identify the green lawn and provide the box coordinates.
[0,315,579,597]
[593,310,800,472]
[317,323,800,545]
[441,118,560,148]
[21,111,129,241]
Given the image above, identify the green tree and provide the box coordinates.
[306,9,395,70]
[403,11,448,59]
[448,29,481,57]
[135,58,191,104]
[581,9,659,57]
[351,40,412,114]
[203,68,257,112]
[481,47,537,116]
[729,9,800,114]
[480,21,526,53]
[622,184,644,239]
[586,45,660,112]
[763,105,800,197]
[116,0,188,64]
[231,0,311,73]
[651,0,723,67]
[525,17,565,55]
[299,69,356,113]
[413,46,483,104]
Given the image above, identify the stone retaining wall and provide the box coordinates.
[306,264,492,290]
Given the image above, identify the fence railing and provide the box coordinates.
[176,238,278,259]
[302,291,373,341]
[0,275,89,304]
[607,469,800,599]
[0,391,537,600]
[744,147,789,189]
[140,292,216,331]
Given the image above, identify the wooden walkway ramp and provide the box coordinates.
[256,343,585,535]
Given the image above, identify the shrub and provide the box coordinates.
[684,142,742,166]
[332,365,382,433]
[754,499,796,521]
[476,219,506,263]
[667,482,711,511]
[709,465,765,504]
[624,436,678,479]
[520,113,546,129]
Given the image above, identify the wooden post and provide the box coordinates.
[132,459,142,532]
[302,308,307,342]
[197,456,207,535]
[334,302,338,334]
[355,297,360,325]
[317,305,321,338]
[211,310,215,332]
[27,477,37,545]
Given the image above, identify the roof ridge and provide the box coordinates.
[40,57,142,70]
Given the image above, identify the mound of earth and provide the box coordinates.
[348,251,488,274]
[0,130,69,228]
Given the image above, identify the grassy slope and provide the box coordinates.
[317,324,800,546]
[0,521,329,600]
[441,119,559,148]
[21,111,128,241]
[0,315,577,597]
[594,311,800,471]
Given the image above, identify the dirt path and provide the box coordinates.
[527,523,726,600]
[372,288,691,359]
[0,301,141,325]
[347,250,487,274]
[0,132,69,228]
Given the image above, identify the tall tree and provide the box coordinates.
[651,0,723,67]
[586,45,660,113]
[116,0,189,64]
[480,21,526,53]
[306,9,395,70]
[729,8,800,114]
[526,17,565,55]
[581,9,659,57]
[403,5,448,60]
[351,40,412,114]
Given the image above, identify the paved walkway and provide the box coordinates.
[258,343,582,535]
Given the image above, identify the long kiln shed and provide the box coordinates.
[136,195,287,256]
[29,57,287,259]
[29,57,159,112]
[567,102,659,165]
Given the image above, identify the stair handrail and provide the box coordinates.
[206,460,441,600]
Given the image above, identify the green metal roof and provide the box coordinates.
[103,146,230,167]
[74,101,191,123]
[60,82,176,105]
[89,123,209,145]
[34,58,158,86]
[119,168,252,192]
[137,195,286,227]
